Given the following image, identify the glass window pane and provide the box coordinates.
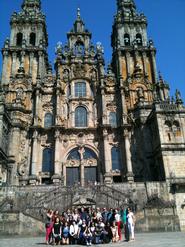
[42,148,54,173]
[75,107,87,127]
[75,82,86,97]
[67,148,80,160]
[84,167,97,184]
[111,147,121,170]
[109,112,117,127]
[66,167,80,186]
[44,113,53,128]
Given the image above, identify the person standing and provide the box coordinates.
[127,208,135,241]
[115,209,122,240]
[45,209,53,245]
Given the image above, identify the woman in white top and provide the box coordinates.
[69,220,79,244]
[127,208,135,240]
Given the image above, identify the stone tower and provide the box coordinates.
[0,0,50,185]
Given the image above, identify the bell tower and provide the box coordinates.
[1,0,49,85]
[112,0,158,110]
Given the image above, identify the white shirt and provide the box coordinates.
[115,213,121,222]
[69,224,79,235]
[127,212,134,224]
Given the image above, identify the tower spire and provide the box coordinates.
[22,0,41,10]
[77,7,81,19]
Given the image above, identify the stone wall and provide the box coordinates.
[0,212,45,236]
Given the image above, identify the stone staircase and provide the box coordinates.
[20,184,129,221]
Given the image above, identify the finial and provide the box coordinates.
[77,8,81,19]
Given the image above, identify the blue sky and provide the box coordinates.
[0,0,185,101]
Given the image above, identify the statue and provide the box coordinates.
[78,146,85,161]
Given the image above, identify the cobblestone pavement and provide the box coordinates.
[0,232,185,247]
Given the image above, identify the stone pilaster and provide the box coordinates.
[2,51,9,84]
[103,129,112,184]
[29,130,38,184]
[34,89,40,126]
[8,127,20,185]
[125,51,131,76]
[120,77,128,125]
[29,52,34,76]
[151,51,158,83]
[101,83,107,125]
[52,130,61,184]
[11,52,17,76]
[124,129,134,182]
[38,51,44,78]
[142,52,148,77]
[80,161,85,186]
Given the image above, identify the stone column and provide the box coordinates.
[124,129,134,182]
[52,130,61,184]
[8,127,20,185]
[80,161,85,186]
[125,52,131,76]
[103,129,112,184]
[34,89,40,126]
[142,52,148,77]
[20,51,25,68]
[29,130,38,184]
[38,51,44,78]
[11,52,17,76]
[120,77,128,125]
[101,85,107,125]
[63,163,66,186]
[151,51,158,83]
[29,52,34,76]
[2,51,9,85]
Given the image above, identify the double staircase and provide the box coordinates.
[0,184,130,222]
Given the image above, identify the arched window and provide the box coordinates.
[74,41,85,56]
[30,33,36,46]
[42,148,54,173]
[165,121,172,141]
[44,113,53,128]
[111,147,121,170]
[173,121,181,137]
[75,106,87,127]
[75,82,86,97]
[16,33,23,46]
[67,147,97,185]
[124,34,130,46]
[109,112,117,127]
[136,33,143,46]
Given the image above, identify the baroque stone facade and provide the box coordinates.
[0,0,185,230]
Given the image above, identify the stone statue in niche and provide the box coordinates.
[78,146,85,161]
[17,157,28,176]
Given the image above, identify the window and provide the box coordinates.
[30,33,36,46]
[75,82,86,97]
[75,107,87,127]
[44,113,53,128]
[42,148,54,173]
[109,112,117,127]
[74,42,85,56]
[124,34,130,46]
[67,147,96,160]
[16,33,23,46]
[84,167,97,184]
[136,33,143,46]
[66,167,80,186]
[111,147,122,170]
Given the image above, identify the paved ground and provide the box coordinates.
[0,232,185,247]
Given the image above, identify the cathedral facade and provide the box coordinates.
[0,0,185,218]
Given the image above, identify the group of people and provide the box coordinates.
[45,207,135,245]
